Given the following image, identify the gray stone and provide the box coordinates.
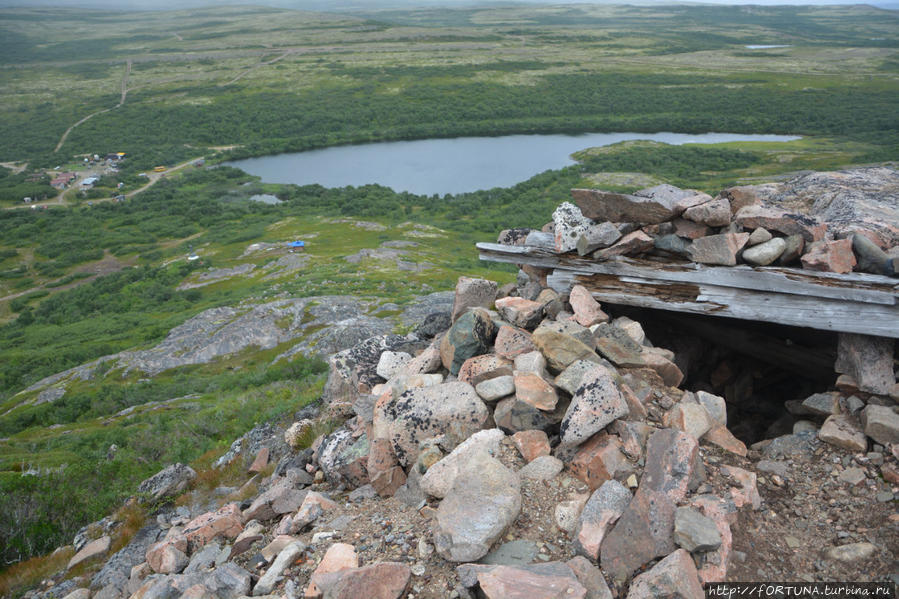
[433,454,521,562]
[801,392,841,417]
[742,237,786,266]
[567,556,613,599]
[683,197,731,227]
[573,480,631,560]
[625,549,704,599]
[518,455,564,481]
[826,542,877,563]
[593,324,646,368]
[673,507,722,552]
[835,333,895,395]
[756,460,789,478]
[861,404,899,446]
[819,415,867,452]
[253,541,304,596]
[573,187,685,225]
[137,464,197,503]
[653,234,692,259]
[421,429,505,499]
[243,476,307,522]
[205,562,253,598]
[475,375,515,402]
[535,319,595,346]
[778,234,805,265]
[554,202,595,253]
[514,351,547,375]
[184,542,221,574]
[494,397,556,433]
[560,365,629,446]
[479,540,539,566]
[525,231,555,249]
[376,351,412,380]
[695,391,727,427]
[91,524,162,592]
[837,467,866,486]
[847,395,866,414]
[761,432,818,459]
[318,428,369,488]
[498,228,531,246]
[577,222,622,256]
[600,488,677,584]
[324,334,417,404]
[748,227,773,245]
[852,233,892,275]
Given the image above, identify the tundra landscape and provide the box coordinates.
[0,2,897,598]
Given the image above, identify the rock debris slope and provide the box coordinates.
[32,270,897,599]
[23,170,899,599]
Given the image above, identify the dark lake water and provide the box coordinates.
[226,132,800,196]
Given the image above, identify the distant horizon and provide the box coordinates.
[1,0,897,10]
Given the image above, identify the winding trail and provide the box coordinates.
[54,60,132,153]
[220,50,294,87]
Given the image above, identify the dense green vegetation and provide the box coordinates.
[0,355,327,564]
[0,167,56,205]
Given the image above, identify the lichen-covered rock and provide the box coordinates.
[553,202,595,253]
[372,381,489,467]
[137,463,197,503]
[560,365,629,446]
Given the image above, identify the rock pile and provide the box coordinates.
[32,271,897,599]
[523,174,898,275]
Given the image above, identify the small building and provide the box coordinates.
[51,172,76,190]
[23,197,32,204]
[81,176,100,188]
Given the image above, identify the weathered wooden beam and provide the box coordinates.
[547,270,899,338]
[477,242,899,338]
[477,242,899,305]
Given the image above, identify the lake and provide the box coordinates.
[226,132,800,196]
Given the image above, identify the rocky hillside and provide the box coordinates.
[9,169,899,599]
[20,274,898,599]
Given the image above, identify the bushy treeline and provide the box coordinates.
[0,167,56,206]
[3,70,897,164]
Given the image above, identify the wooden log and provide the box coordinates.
[477,242,899,338]
[477,243,899,305]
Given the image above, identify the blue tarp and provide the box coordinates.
[287,241,305,248]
